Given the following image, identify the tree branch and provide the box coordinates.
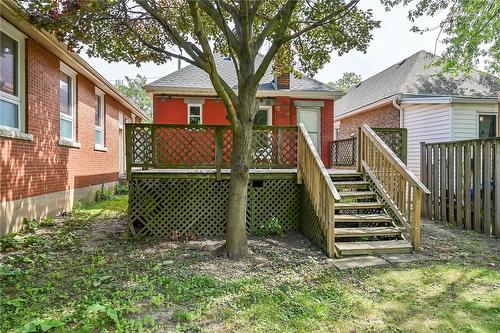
[197,0,240,52]
[188,1,239,130]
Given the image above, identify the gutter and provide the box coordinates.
[392,97,404,128]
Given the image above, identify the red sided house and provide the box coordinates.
[145,55,342,165]
[0,0,147,235]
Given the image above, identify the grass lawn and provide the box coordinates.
[1,195,499,333]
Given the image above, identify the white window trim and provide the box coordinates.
[0,17,26,133]
[59,62,78,144]
[187,103,203,125]
[95,87,105,149]
[477,112,498,138]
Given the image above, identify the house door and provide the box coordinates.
[298,107,320,152]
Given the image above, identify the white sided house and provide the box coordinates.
[334,50,500,179]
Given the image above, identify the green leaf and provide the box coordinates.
[40,320,64,332]
[105,308,119,323]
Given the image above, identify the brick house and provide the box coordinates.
[0,0,147,235]
[144,55,342,165]
[335,50,500,178]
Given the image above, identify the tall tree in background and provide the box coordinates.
[328,72,362,92]
[382,0,499,75]
[116,75,153,121]
[23,0,379,258]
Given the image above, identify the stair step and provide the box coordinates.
[330,173,363,181]
[339,191,376,200]
[336,240,412,255]
[335,202,384,210]
[335,227,401,238]
[333,181,370,189]
[335,214,393,223]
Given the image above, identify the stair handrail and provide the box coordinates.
[297,123,340,257]
[357,124,430,251]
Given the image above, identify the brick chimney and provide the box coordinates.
[276,72,290,90]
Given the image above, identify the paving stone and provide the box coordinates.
[333,255,389,270]
[380,253,426,264]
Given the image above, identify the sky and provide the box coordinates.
[81,0,447,85]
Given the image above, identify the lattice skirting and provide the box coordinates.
[128,177,300,237]
[299,187,326,251]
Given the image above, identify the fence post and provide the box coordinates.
[420,142,426,217]
[356,127,362,172]
[215,127,223,181]
[401,128,408,164]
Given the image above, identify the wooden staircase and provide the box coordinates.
[331,172,413,257]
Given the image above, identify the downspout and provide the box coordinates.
[393,96,404,128]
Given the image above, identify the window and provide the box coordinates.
[479,114,497,138]
[0,18,26,131]
[95,88,105,147]
[59,62,77,142]
[188,104,202,125]
[254,107,271,126]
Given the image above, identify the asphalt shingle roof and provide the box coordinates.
[145,54,332,92]
[335,50,500,116]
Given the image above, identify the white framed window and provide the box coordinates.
[0,18,26,132]
[188,104,202,125]
[95,87,105,148]
[59,62,77,143]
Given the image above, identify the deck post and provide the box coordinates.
[125,124,132,181]
[356,127,362,172]
[412,188,422,251]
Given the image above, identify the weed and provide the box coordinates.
[115,184,129,195]
[254,216,283,236]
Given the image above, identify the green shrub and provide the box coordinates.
[254,217,283,237]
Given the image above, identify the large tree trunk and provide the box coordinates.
[216,97,255,258]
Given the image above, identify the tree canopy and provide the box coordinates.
[328,72,362,92]
[382,0,499,75]
[116,75,153,121]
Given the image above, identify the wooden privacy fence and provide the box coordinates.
[331,127,407,167]
[358,124,430,251]
[421,138,500,237]
[126,124,298,179]
[297,123,341,257]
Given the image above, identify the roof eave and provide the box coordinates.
[335,94,399,120]
[2,0,149,121]
[145,86,342,99]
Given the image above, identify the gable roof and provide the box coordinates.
[335,50,500,117]
[145,54,341,99]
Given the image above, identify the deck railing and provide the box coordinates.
[358,124,430,251]
[125,124,298,179]
[421,137,500,236]
[330,128,407,167]
[297,123,341,257]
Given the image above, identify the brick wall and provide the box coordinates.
[0,37,135,202]
[338,104,400,139]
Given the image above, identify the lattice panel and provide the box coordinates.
[131,127,153,165]
[299,187,326,251]
[128,177,299,238]
[330,138,356,166]
[155,127,216,166]
[249,179,299,233]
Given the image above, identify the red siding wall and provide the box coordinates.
[0,37,136,202]
[153,95,334,165]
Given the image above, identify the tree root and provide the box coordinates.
[212,243,249,259]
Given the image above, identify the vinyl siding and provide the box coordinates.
[451,102,498,140]
[402,103,452,179]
